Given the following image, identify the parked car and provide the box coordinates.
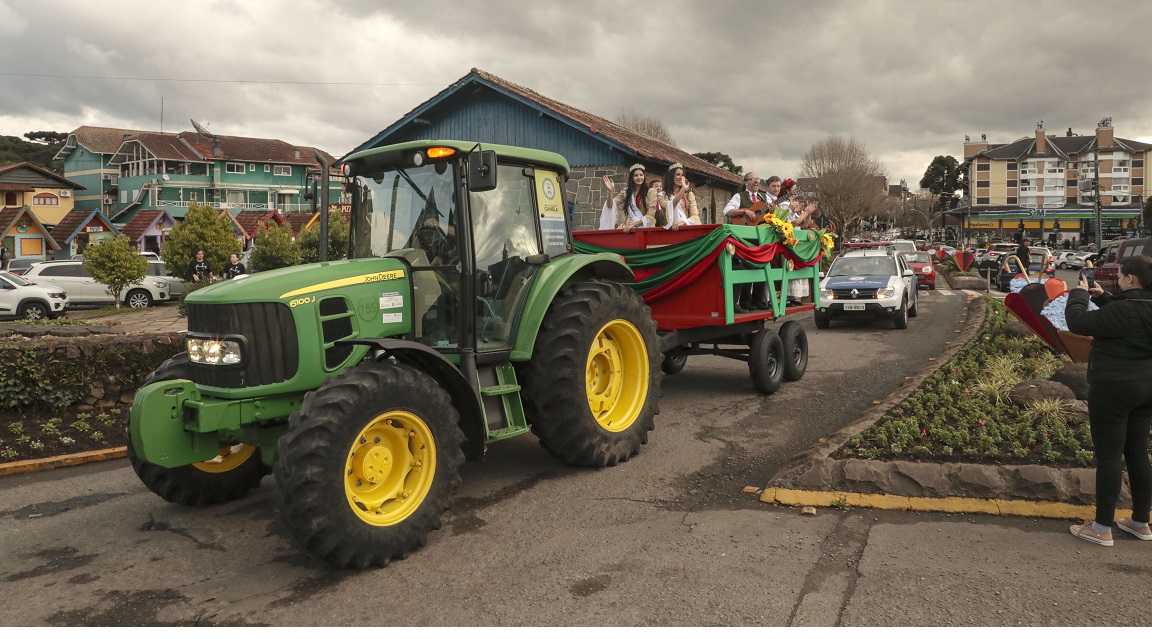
[985,242,1019,261]
[816,248,918,329]
[0,271,69,320]
[994,248,1056,292]
[904,251,936,289]
[22,260,173,307]
[1053,251,1092,269]
[4,257,42,277]
[1095,238,1152,294]
[146,260,190,298]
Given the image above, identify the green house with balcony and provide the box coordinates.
[55,125,344,226]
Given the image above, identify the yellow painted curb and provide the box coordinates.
[760,487,1131,521]
[0,446,127,478]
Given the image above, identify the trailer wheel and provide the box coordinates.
[749,329,785,394]
[126,354,270,507]
[273,362,464,568]
[521,280,661,468]
[661,350,688,375]
[778,321,808,381]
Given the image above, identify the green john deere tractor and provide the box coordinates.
[127,140,662,568]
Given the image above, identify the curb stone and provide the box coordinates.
[760,293,1129,518]
[0,447,127,478]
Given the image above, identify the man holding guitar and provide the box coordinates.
[723,172,768,225]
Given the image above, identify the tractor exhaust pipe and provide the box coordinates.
[316,153,330,262]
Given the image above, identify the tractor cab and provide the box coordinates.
[344,141,571,354]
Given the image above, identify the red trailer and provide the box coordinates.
[574,223,830,394]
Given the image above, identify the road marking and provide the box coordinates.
[936,289,955,296]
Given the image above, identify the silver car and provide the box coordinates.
[146,261,190,299]
[22,260,172,308]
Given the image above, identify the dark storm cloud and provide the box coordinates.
[2,0,1151,185]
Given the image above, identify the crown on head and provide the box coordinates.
[668,163,683,171]
[628,163,645,173]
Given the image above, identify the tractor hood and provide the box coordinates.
[187,258,409,305]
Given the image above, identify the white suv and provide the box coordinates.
[0,271,69,320]
[23,260,172,308]
[816,248,918,329]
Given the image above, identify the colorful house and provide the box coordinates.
[49,208,121,259]
[55,125,345,225]
[0,206,61,261]
[119,209,176,255]
[233,209,293,249]
[0,162,86,226]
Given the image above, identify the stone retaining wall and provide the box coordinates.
[0,331,184,412]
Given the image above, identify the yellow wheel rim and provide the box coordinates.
[344,410,437,526]
[585,319,649,433]
[192,443,256,473]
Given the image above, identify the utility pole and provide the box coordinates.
[1093,148,1102,250]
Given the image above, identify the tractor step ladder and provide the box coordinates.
[480,362,529,441]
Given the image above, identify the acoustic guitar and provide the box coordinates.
[728,199,769,226]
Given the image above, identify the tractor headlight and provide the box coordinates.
[876,286,896,299]
[187,338,243,365]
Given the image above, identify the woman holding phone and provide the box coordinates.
[1065,254,1152,546]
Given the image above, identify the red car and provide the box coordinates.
[904,251,936,289]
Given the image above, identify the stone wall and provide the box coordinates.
[565,165,739,231]
[0,331,183,413]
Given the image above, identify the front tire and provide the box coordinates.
[18,301,48,321]
[126,289,153,308]
[814,311,830,329]
[893,298,909,329]
[274,363,465,568]
[127,354,270,506]
[520,281,661,468]
[908,289,919,318]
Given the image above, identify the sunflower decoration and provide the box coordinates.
[818,231,836,252]
[759,206,798,246]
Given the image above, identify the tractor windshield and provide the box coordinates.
[349,162,459,266]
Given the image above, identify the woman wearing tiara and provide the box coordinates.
[599,163,656,231]
[654,163,700,230]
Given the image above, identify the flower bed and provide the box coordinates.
[834,299,1095,466]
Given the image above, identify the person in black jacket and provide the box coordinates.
[189,250,211,283]
[224,253,246,279]
[1065,254,1152,546]
[1014,239,1031,268]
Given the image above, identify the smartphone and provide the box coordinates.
[1081,267,1095,288]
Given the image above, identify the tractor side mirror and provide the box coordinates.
[467,150,498,192]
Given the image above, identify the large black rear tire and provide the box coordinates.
[126,354,270,507]
[273,363,464,568]
[520,281,661,468]
[778,321,808,381]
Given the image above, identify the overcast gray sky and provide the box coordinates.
[2,0,1150,189]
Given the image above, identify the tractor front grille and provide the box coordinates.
[187,302,299,388]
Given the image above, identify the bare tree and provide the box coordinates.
[798,135,887,237]
[617,109,677,146]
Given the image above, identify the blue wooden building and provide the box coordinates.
[347,69,741,229]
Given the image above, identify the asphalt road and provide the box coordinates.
[2,287,1150,626]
